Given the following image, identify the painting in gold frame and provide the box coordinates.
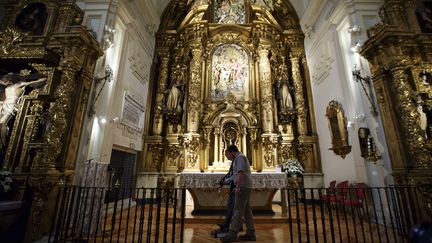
[326,100,351,158]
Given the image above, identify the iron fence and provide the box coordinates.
[281,185,426,243]
[48,186,186,243]
[48,185,426,242]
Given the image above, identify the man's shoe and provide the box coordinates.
[210,228,229,238]
[217,222,227,228]
[238,234,256,241]
[220,233,238,242]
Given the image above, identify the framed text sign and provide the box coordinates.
[121,92,144,131]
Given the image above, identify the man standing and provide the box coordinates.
[220,144,256,242]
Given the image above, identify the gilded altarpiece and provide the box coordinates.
[0,0,102,241]
[141,0,320,192]
[361,0,432,217]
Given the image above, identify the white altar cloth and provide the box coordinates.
[180,172,287,188]
[179,172,287,215]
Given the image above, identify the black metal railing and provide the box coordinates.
[281,185,426,243]
[48,186,186,243]
[48,185,426,243]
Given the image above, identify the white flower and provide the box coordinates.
[282,159,304,176]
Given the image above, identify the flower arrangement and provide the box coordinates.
[282,159,304,176]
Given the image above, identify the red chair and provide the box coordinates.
[321,180,337,204]
[341,182,368,218]
[342,182,366,208]
[337,180,350,202]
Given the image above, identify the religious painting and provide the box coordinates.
[416,1,432,33]
[211,44,249,100]
[214,0,245,24]
[14,3,48,35]
[325,100,351,158]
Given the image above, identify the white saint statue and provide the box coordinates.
[418,104,428,137]
[166,71,184,113]
[278,78,293,110]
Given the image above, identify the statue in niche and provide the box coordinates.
[420,70,430,86]
[277,76,294,111]
[0,72,47,149]
[165,68,185,113]
[418,104,428,138]
[416,96,430,138]
[14,3,48,35]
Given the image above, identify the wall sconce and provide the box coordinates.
[304,24,315,38]
[88,66,113,117]
[348,25,361,34]
[350,40,362,53]
[99,116,107,124]
[103,25,116,50]
[352,65,379,116]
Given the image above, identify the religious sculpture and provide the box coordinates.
[165,69,184,113]
[418,104,428,138]
[277,77,293,111]
[0,73,46,149]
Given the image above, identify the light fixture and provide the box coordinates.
[99,117,107,124]
[352,65,378,116]
[103,25,116,49]
[88,66,113,117]
[348,25,361,34]
[112,117,119,123]
[350,40,362,53]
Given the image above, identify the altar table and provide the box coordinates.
[180,172,287,215]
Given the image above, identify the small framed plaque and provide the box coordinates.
[121,92,144,131]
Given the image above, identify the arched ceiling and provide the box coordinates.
[156,0,302,31]
[151,0,303,25]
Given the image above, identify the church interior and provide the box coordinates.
[0,0,431,242]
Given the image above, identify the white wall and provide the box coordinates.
[75,0,159,184]
[300,0,390,187]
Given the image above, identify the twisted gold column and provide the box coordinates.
[186,46,203,133]
[291,49,307,136]
[152,52,169,136]
[257,46,274,133]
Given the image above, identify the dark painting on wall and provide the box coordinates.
[14,3,48,35]
[416,1,432,33]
